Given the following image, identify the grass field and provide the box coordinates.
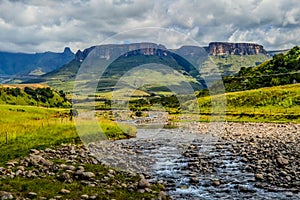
[180,84,300,123]
[0,104,164,199]
[0,105,136,165]
[1,83,49,89]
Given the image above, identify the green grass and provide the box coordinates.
[201,54,270,76]
[0,105,77,165]
[75,118,137,142]
[0,104,136,165]
[181,84,300,123]
[0,85,71,108]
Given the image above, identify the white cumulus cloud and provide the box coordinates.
[0,0,299,52]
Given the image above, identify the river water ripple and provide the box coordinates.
[90,127,300,199]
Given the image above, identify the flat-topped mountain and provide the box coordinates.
[209,42,267,56]
[74,42,268,64]
[23,42,272,93]
[0,42,269,81]
[75,43,167,62]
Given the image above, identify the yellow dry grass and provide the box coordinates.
[1,83,49,89]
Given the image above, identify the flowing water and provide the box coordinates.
[91,127,300,199]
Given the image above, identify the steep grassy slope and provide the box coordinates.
[181,84,300,123]
[29,46,270,95]
[201,54,270,77]
[222,46,300,92]
[36,53,205,95]
[0,85,71,108]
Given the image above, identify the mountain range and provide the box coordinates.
[0,42,290,93]
[0,47,74,83]
[23,42,272,95]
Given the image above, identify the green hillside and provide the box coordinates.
[31,53,271,96]
[202,54,270,77]
[222,46,300,92]
[0,85,71,108]
[34,53,206,94]
[182,84,300,123]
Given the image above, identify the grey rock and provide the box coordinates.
[58,172,71,181]
[158,191,167,199]
[17,166,25,171]
[27,192,38,198]
[238,185,256,193]
[255,173,264,180]
[80,194,89,199]
[276,157,289,167]
[212,180,221,186]
[0,191,14,200]
[138,189,145,193]
[60,189,70,194]
[279,171,288,177]
[138,178,150,188]
[105,190,113,194]
[5,162,15,167]
[30,149,40,154]
[76,171,95,180]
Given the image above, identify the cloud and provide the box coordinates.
[0,0,299,52]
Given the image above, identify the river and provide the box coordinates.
[89,124,300,199]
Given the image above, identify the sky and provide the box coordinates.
[0,0,299,53]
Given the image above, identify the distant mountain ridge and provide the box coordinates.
[73,42,268,63]
[26,42,272,94]
[0,47,74,76]
[0,42,269,80]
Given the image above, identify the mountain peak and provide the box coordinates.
[63,47,73,54]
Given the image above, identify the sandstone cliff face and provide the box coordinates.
[75,42,268,63]
[75,43,167,62]
[209,42,267,56]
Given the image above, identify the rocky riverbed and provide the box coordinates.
[1,122,299,199]
[0,144,168,200]
[89,122,300,199]
[220,122,300,193]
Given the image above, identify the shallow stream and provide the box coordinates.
[91,127,300,199]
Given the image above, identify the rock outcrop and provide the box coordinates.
[209,42,267,56]
[75,42,268,63]
[75,43,167,62]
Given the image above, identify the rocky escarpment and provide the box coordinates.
[75,43,167,62]
[75,42,268,63]
[209,42,267,56]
